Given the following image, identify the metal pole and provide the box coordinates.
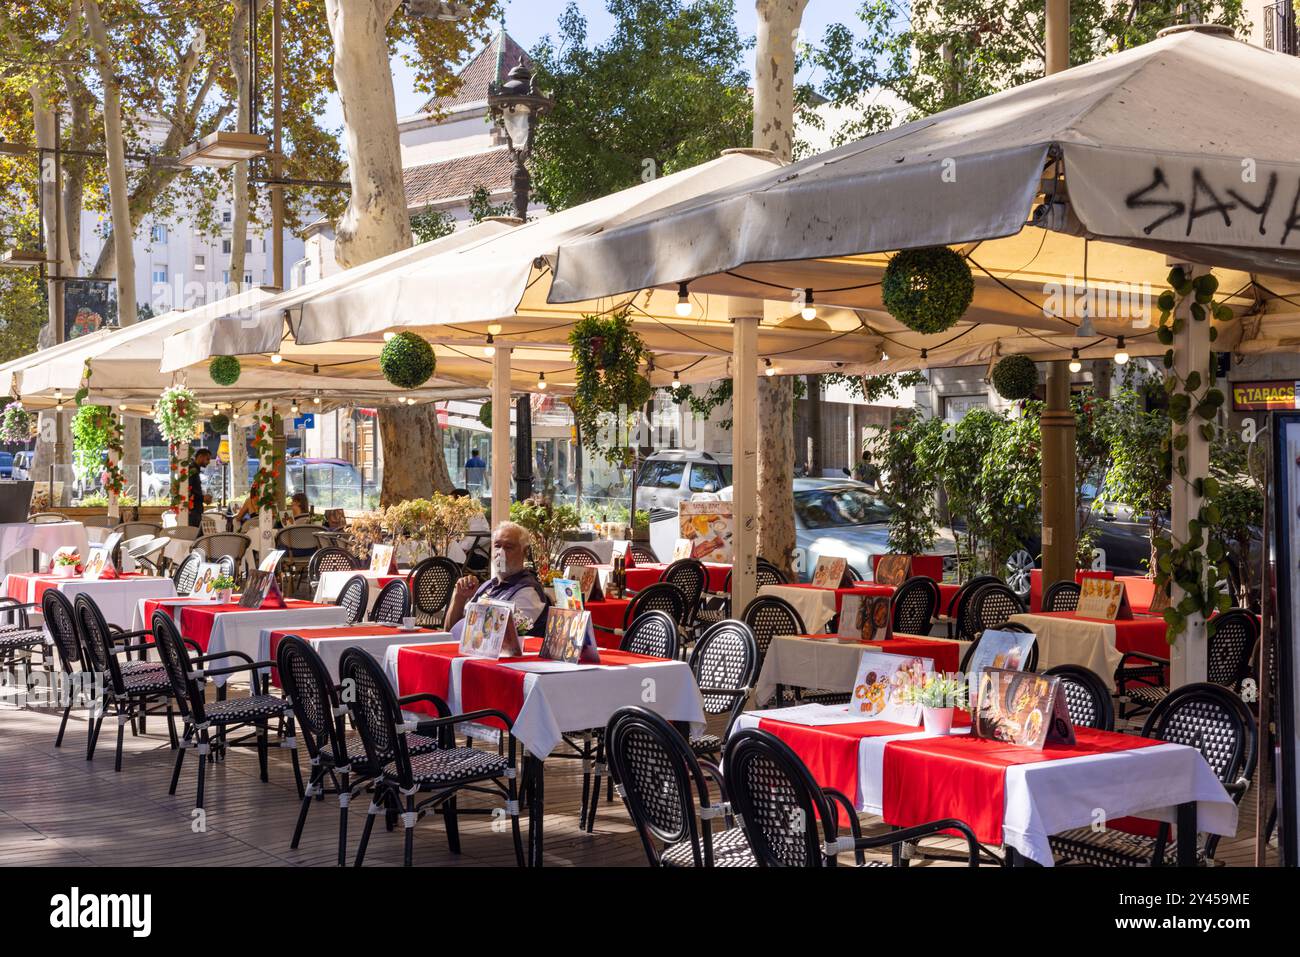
[491,349,512,528]
[731,302,760,613]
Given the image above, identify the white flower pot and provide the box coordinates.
[922,706,954,736]
[54,564,77,578]
[217,588,233,604]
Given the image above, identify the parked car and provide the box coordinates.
[634,449,732,513]
[247,456,363,507]
[0,452,12,479]
[141,458,172,499]
[11,450,32,480]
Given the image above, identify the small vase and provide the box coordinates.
[922,706,954,735]
[217,588,233,604]
[55,564,77,578]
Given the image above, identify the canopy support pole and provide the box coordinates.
[1170,261,1211,687]
[107,412,120,523]
[731,304,760,615]
[491,346,512,529]
[257,400,275,564]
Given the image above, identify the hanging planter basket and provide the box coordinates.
[881,246,975,335]
[209,355,242,386]
[208,412,230,434]
[991,354,1039,400]
[0,401,31,445]
[479,401,493,429]
[569,310,653,464]
[156,385,198,446]
[380,331,436,389]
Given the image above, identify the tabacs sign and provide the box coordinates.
[1231,380,1300,411]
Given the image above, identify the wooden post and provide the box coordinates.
[491,346,512,529]
[106,411,121,523]
[1169,260,1211,687]
[731,303,760,615]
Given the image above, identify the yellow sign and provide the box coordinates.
[218,438,230,462]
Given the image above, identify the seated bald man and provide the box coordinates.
[444,520,550,638]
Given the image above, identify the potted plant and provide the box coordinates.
[212,573,236,604]
[901,673,968,735]
[54,551,81,578]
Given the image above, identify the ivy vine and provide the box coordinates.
[1152,266,1238,644]
[248,410,285,513]
[71,405,124,497]
[568,309,652,466]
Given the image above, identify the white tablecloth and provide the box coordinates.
[132,597,348,686]
[5,573,176,630]
[0,521,87,568]
[1009,613,1124,689]
[758,584,838,632]
[753,634,970,705]
[386,645,704,757]
[312,570,398,611]
[732,709,1237,866]
[258,624,453,682]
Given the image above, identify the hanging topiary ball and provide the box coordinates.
[881,246,975,335]
[991,354,1039,400]
[379,331,436,389]
[208,412,230,434]
[209,355,241,386]
[479,401,492,428]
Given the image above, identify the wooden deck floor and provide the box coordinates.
[0,698,1278,868]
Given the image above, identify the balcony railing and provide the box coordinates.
[1264,0,1298,55]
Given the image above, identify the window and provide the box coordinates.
[149,225,167,244]
[221,239,231,254]
[688,464,724,493]
[193,254,205,271]
[222,271,230,284]
[222,210,232,224]
[244,273,253,286]
[245,239,253,254]
[648,461,686,489]
[152,268,168,286]
[794,488,890,530]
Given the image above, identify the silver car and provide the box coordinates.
[635,450,732,514]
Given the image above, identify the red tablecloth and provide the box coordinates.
[869,554,945,581]
[850,581,962,617]
[880,727,1161,845]
[1029,568,1116,613]
[621,562,730,593]
[1115,575,1156,615]
[143,597,327,652]
[758,718,919,806]
[583,598,632,647]
[6,570,144,604]
[1027,609,1169,659]
[795,633,962,674]
[394,637,670,728]
[264,624,444,687]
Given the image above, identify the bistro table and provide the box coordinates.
[386,636,704,865]
[731,704,1236,866]
[0,521,88,574]
[621,561,731,593]
[4,571,175,628]
[135,596,347,684]
[312,569,403,611]
[1009,611,1169,689]
[754,633,968,706]
[261,623,452,687]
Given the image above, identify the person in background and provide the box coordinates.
[853,451,881,489]
[233,492,257,526]
[289,492,310,520]
[465,447,486,471]
[187,449,213,528]
[444,521,549,638]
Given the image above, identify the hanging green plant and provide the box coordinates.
[881,246,974,334]
[990,355,1038,400]
[74,359,92,407]
[478,401,492,428]
[72,405,124,497]
[156,385,198,445]
[379,331,436,388]
[1153,266,1240,645]
[569,309,653,465]
[0,401,30,445]
[209,355,242,386]
[208,412,230,434]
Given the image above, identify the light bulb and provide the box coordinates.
[487,322,503,336]
[670,372,681,389]
[313,394,321,404]
[290,402,299,415]
[53,389,62,400]
[675,281,691,317]
[764,358,776,376]
[117,403,126,412]
[800,288,816,320]
[1068,348,1082,374]
[270,352,282,364]
[484,334,495,356]
[1114,337,1129,365]
[536,372,547,391]
[383,331,395,342]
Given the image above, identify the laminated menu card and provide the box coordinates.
[368,543,398,575]
[1075,576,1132,620]
[239,569,286,609]
[539,606,600,664]
[811,555,847,589]
[82,544,112,581]
[849,650,932,724]
[874,554,911,587]
[973,668,1075,749]
[259,549,285,573]
[190,562,226,602]
[459,599,523,659]
[553,578,583,610]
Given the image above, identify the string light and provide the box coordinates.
[53,389,62,400]
[487,322,503,336]
[764,358,775,376]
[536,371,547,391]
[383,331,395,342]
[1113,336,1129,365]
[290,400,299,415]
[313,394,321,405]
[1068,348,1082,374]
[484,334,495,356]
[270,352,282,364]
[675,281,692,317]
[800,288,816,320]
[670,371,681,389]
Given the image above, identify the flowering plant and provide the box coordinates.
[211,574,236,591]
[248,410,284,512]
[898,673,968,709]
[156,385,198,445]
[0,402,30,445]
[55,551,81,567]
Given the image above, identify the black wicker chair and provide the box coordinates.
[1049,683,1257,866]
[960,620,1039,672]
[0,596,49,702]
[45,589,93,751]
[841,564,864,587]
[606,706,750,866]
[172,552,203,596]
[215,554,237,582]
[557,545,601,568]
[1042,664,1114,731]
[369,579,411,626]
[334,574,369,625]
[892,576,939,635]
[340,648,524,867]
[943,574,1003,638]
[960,582,1026,644]
[725,729,981,867]
[697,568,732,628]
[408,556,459,627]
[1116,608,1258,719]
[1041,580,1082,612]
[308,546,359,594]
[73,594,177,769]
[660,558,707,636]
[686,619,758,763]
[152,610,302,814]
[277,636,441,866]
[756,557,788,587]
[628,543,658,564]
[741,595,822,704]
[592,582,685,646]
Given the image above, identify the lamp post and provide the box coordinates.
[487,61,553,221]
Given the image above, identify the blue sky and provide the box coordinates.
[321,1,867,127]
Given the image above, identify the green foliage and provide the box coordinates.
[478,401,493,429]
[0,273,45,363]
[990,355,1038,400]
[822,370,925,405]
[569,309,652,465]
[208,355,241,386]
[0,402,31,446]
[410,205,456,243]
[881,247,974,334]
[207,412,230,435]
[528,0,751,211]
[510,498,582,566]
[467,185,512,223]
[379,332,436,389]
[71,404,124,496]
[872,410,941,554]
[1094,389,1170,572]
[670,379,733,430]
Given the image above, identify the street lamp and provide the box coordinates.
[487,61,554,221]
